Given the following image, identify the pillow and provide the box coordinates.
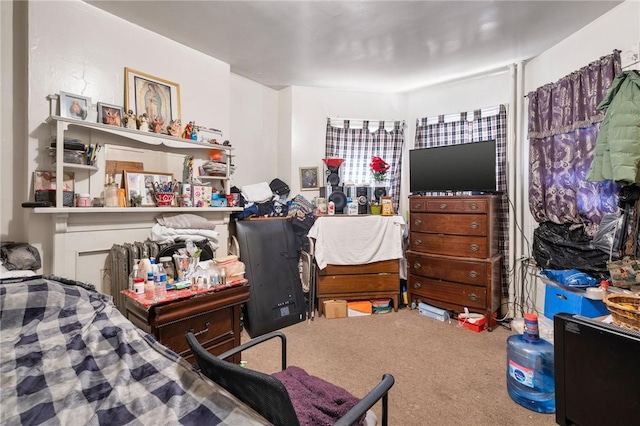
[0,242,42,271]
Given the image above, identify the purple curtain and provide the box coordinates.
[527,51,621,235]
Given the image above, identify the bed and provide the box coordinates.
[0,275,271,426]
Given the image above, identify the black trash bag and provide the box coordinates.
[592,212,626,258]
[532,221,610,276]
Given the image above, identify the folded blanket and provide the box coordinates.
[149,224,220,247]
[156,213,218,230]
[241,182,274,203]
[272,366,364,426]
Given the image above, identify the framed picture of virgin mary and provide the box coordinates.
[124,68,181,133]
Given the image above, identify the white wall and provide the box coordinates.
[287,86,407,196]
[1,0,28,242]
[21,0,232,277]
[229,73,279,188]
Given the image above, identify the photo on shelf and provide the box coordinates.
[124,67,181,134]
[124,170,173,207]
[59,91,91,121]
[33,170,75,193]
[299,166,319,190]
[97,102,124,127]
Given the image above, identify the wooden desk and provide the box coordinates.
[309,215,405,314]
[125,284,249,365]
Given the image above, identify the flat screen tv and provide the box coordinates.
[409,140,497,193]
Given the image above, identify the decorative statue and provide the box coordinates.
[167,118,182,137]
[137,113,149,132]
[151,116,165,134]
[182,121,194,139]
[190,123,198,140]
[124,110,137,130]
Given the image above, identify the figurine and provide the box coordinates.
[182,121,194,139]
[137,113,149,132]
[124,109,137,130]
[151,116,164,134]
[167,118,182,137]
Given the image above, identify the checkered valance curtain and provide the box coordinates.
[415,105,509,296]
[325,119,404,210]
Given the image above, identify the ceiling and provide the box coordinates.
[86,1,622,93]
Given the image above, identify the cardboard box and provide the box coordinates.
[458,314,487,332]
[324,300,347,319]
[347,300,372,317]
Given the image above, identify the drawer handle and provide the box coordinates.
[469,221,479,229]
[414,203,422,209]
[556,294,567,301]
[413,282,422,289]
[413,262,421,270]
[468,270,479,279]
[414,219,422,226]
[439,203,447,210]
[469,244,479,252]
[190,321,211,338]
[415,239,423,246]
[470,203,478,210]
[468,293,479,302]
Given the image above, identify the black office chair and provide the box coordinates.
[186,331,394,426]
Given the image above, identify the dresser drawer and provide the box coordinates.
[407,252,488,285]
[318,273,398,294]
[157,308,234,355]
[183,339,235,367]
[410,232,491,258]
[408,275,487,310]
[424,198,488,213]
[410,213,488,236]
[319,259,399,276]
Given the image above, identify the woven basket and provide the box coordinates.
[603,294,640,331]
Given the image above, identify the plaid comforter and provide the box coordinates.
[0,276,270,426]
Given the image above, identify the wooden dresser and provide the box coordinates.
[407,195,501,330]
[126,284,249,365]
[317,259,400,316]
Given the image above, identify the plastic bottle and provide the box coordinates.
[139,254,152,279]
[506,313,555,413]
[328,200,335,215]
[209,264,220,287]
[145,270,155,300]
[128,263,145,294]
[155,261,168,300]
[159,256,175,283]
[220,267,227,286]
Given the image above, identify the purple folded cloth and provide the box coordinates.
[272,366,365,426]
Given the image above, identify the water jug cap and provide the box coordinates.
[523,313,540,342]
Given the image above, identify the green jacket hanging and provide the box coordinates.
[587,70,640,184]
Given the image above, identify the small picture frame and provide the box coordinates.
[59,91,91,121]
[124,170,174,207]
[97,102,124,127]
[300,166,319,190]
[381,196,393,216]
[124,67,181,134]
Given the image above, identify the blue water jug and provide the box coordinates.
[506,313,555,413]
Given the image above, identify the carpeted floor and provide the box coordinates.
[241,307,557,425]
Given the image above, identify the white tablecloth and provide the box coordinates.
[308,215,405,270]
